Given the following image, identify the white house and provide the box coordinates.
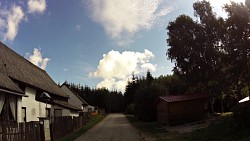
[0,42,78,123]
[83,105,95,113]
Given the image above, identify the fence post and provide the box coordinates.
[2,122,7,141]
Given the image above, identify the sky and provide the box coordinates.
[0,0,245,93]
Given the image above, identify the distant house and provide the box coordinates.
[83,105,95,113]
[60,84,88,116]
[155,94,213,125]
[0,42,77,123]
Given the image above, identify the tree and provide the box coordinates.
[167,0,250,111]
[167,0,223,94]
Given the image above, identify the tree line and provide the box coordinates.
[63,82,126,113]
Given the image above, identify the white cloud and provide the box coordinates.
[90,49,157,92]
[75,24,81,31]
[88,0,173,46]
[0,0,47,41]
[3,5,24,41]
[26,48,50,70]
[208,0,245,18]
[28,0,47,14]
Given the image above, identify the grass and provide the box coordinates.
[56,115,106,141]
[126,114,250,141]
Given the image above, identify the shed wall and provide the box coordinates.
[156,99,168,124]
[168,99,206,125]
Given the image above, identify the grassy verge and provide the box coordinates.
[126,114,250,141]
[56,115,106,141]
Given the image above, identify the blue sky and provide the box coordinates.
[0,0,244,92]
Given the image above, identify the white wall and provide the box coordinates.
[20,87,51,122]
[83,105,95,112]
[17,97,22,123]
[69,110,79,117]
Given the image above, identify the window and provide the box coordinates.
[21,107,26,122]
[0,95,17,123]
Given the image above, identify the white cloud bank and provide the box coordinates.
[26,48,50,70]
[88,0,173,46]
[0,0,47,42]
[90,49,156,92]
[28,0,47,14]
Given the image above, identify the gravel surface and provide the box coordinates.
[75,113,143,141]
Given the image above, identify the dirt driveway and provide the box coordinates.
[75,113,143,141]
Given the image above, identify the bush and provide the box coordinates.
[233,101,250,127]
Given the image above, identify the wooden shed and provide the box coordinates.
[156,94,213,125]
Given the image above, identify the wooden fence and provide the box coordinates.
[0,121,43,141]
[0,112,92,141]
[51,112,92,140]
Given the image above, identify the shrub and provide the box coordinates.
[233,101,250,127]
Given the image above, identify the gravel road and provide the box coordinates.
[75,113,143,141]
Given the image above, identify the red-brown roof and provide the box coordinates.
[159,94,213,103]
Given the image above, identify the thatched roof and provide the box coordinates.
[52,100,82,111]
[0,72,24,94]
[60,84,88,105]
[0,42,67,98]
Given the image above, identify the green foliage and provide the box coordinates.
[127,114,250,141]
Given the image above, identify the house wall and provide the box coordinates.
[52,104,73,117]
[20,86,51,122]
[83,105,95,112]
[69,110,79,117]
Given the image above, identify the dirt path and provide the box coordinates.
[75,113,143,141]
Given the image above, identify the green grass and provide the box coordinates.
[126,114,250,141]
[56,115,106,141]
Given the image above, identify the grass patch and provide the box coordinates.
[179,115,250,141]
[126,114,250,141]
[56,115,106,141]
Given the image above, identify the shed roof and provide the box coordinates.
[0,72,24,94]
[159,94,213,103]
[0,42,67,98]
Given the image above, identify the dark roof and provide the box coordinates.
[0,42,67,98]
[52,100,82,111]
[61,84,88,105]
[0,72,24,94]
[159,94,213,103]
